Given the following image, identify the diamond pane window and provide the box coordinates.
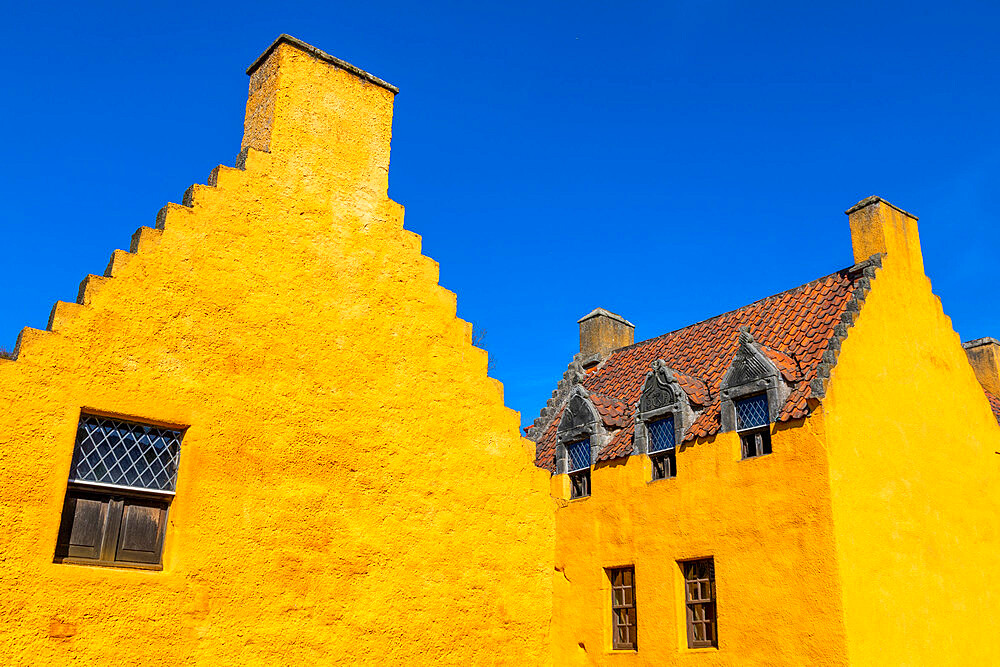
[69,415,183,493]
[567,438,591,473]
[647,416,675,452]
[735,394,769,431]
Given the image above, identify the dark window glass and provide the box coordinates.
[609,566,637,650]
[683,559,717,648]
[55,415,182,569]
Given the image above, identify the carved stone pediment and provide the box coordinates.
[719,328,794,432]
[720,329,778,389]
[559,392,598,433]
[634,359,703,455]
[555,386,606,474]
[639,360,677,414]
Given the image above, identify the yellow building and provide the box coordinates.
[0,35,553,665]
[3,33,999,667]
[528,198,1000,665]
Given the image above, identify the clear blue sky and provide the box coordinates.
[2,1,998,428]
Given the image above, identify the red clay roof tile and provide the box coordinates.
[534,264,868,472]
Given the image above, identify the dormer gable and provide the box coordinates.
[719,328,795,432]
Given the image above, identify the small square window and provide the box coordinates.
[682,558,717,649]
[567,439,592,499]
[54,415,184,569]
[609,566,637,650]
[735,394,771,459]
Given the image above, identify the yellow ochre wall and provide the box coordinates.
[550,417,849,666]
[0,38,553,665]
[822,200,1000,665]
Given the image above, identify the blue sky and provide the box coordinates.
[2,1,998,428]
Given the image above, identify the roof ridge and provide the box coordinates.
[608,261,867,356]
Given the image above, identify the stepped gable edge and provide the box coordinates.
[532,257,883,471]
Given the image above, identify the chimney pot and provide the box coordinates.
[963,338,1000,396]
[578,308,634,359]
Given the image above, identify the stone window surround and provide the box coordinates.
[555,386,607,475]
[634,360,696,457]
[719,329,792,433]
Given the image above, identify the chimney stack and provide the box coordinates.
[578,308,634,359]
[963,338,1000,396]
[242,35,398,194]
[845,196,924,273]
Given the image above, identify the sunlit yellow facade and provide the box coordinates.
[0,36,553,665]
[1,34,998,667]
[544,200,1000,665]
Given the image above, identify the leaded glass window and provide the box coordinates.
[735,394,769,431]
[69,415,183,492]
[647,416,675,452]
[735,394,771,459]
[567,438,591,473]
[55,414,184,569]
[647,416,676,480]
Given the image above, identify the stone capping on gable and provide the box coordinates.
[809,253,884,399]
[845,196,918,220]
[633,359,704,455]
[246,34,400,94]
[719,328,792,432]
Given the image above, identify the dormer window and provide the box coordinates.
[567,438,591,498]
[647,416,676,480]
[736,394,771,459]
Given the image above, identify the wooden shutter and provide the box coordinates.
[55,491,110,560]
[114,498,169,564]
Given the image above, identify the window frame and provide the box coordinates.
[53,413,184,570]
[682,558,718,649]
[609,566,637,651]
[735,394,772,460]
[567,438,592,500]
[647,415,677,481]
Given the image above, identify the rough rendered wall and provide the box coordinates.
[0,41,554,665]
[823,205,1000,664]
[550,419,849,665]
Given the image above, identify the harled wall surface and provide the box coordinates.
[0,38,554,665]
[822,201,1000,665]
[548,419,849,666]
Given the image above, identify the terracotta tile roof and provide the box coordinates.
[533,263,872,471]
[590,391,630,429]
[986,390,1000,426]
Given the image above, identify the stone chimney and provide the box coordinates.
[578,308,634,359]
[963,338,1000,396]
[845,196,924,273]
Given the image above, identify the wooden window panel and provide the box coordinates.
[740,428,772,459]
[683,559,717,649]
[609,566,637,650]
[115,498,169,564]
[55,488,169,568]
[570,469,590,499]
[55,491,110,560]
[651,449,676,480]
